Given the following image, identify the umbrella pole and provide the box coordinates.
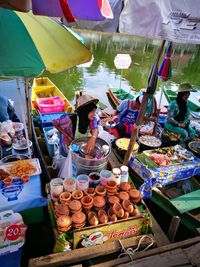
[24,78,32,139]
[16,78,32,158]
[119,69,123,91]
[153,83,164,134]
[123,40,166,166]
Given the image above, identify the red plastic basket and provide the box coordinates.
[36,96,65,114]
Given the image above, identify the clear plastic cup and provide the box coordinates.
[63,177,76,192]
[76,174,89,190]
[89,172,100,187]
[100,169,112,186]
[50,178,63,201]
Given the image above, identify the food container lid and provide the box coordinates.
[120,165,129,172]
[112,168,121,175]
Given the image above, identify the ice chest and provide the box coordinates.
[39,112,66,127]
[0,248,22,267]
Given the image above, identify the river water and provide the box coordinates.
[0,30,200,118]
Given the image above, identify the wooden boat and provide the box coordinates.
[31,77,74,114]
[112,146,200,235]
[163,81,200,112]
[106,87,135,109]
[107,87,168,115]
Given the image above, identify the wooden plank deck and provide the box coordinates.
[91,236,200,267]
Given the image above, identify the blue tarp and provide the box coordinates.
[130,150,200,198]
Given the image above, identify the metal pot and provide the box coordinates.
[71,137,111,176]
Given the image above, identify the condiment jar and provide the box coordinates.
[50,178,64,201]
[111,168,121,185]
[76,174,89,190]
[100,169,112,186]
[63,178,76,192]
[120,165,129,183]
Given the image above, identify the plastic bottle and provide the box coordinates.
[111,168,121,185]
[120,165,129,183]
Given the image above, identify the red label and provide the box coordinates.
[6,225,21,241]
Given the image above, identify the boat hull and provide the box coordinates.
[32,77,73,113]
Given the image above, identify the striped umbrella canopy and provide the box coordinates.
[0,9,92,77]
[158,41,173,81]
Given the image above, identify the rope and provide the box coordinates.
[117,235,155,261]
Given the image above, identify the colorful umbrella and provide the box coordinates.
[158,41,173,81]
[0,9,92,77]
[32,0,113,21]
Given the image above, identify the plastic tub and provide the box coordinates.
[50,178,63,201]
[63,178,76,192]
[76,174,89,190]
[100,169,112,186]
[37,96,65,114]
[88,172,100,187]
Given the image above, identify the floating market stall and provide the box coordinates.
[130,145,200,234]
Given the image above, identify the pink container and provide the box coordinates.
[37,96,65,114]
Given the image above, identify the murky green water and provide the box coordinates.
[42,30,200,106]
[1,30,200,109]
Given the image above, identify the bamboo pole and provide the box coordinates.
[16,78,32,158]
[123,40,166,165]
[25,78,32,139]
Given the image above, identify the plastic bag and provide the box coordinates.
[58,149,73,179]
[1,120,15,137]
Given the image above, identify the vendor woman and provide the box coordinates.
[164,82,196,142]
[76,94,113,154]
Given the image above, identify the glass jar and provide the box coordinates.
[120,165,129,183]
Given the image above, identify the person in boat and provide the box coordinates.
[109,95,156,138]
[76,94,113,154]
[164,83,196,142]
[0,96,20,123]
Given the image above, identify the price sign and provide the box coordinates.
[6,225,21,241]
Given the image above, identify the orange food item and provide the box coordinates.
[59,192,71,204]
[129,189,141,204]
[93,196,106,208]
[69,200,82,212]
[57,215,71,228]
[118,191,130,201]
[71,212,86,224]
[119,182,131,191]
[72,190,83,200]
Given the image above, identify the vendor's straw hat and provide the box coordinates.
[176,82,196,92]
[75,94,99,111]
